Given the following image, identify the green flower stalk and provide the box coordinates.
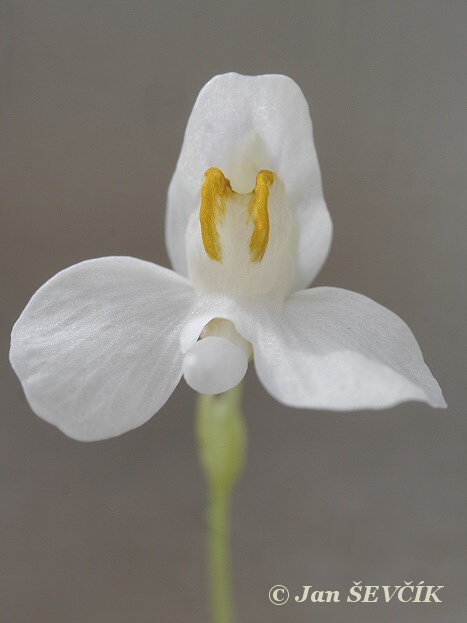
[196,384,246,623]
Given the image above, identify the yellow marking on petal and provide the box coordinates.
[200,168,232,262]
[248,170,274,262]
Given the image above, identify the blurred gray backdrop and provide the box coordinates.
[1,1,466,622]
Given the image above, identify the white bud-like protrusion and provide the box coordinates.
[182,336,248,395]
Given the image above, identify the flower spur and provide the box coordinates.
[10,73,446,441]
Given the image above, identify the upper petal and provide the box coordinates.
[10,257,195,441]
[240,287,446,410]
[166,73,332,290]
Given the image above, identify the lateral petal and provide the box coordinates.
[10,257,195,440]
[243,288,446,410]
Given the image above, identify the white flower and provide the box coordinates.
[10,73,446,441]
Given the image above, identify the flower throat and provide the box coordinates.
[200,167,274,263]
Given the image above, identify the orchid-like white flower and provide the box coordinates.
[10,73,446,441]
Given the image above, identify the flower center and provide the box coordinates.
[200,167,273,263]
[185,166,295,300]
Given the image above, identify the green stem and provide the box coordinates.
[208,485,233,623]
[196,384,246,623]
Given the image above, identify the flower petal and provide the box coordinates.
[167,73,332,290]
[10,257,195,441]
[239,288,446,410]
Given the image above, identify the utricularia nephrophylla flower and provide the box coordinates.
[10,73,446,441]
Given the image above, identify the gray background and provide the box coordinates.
[1,1,466,621]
